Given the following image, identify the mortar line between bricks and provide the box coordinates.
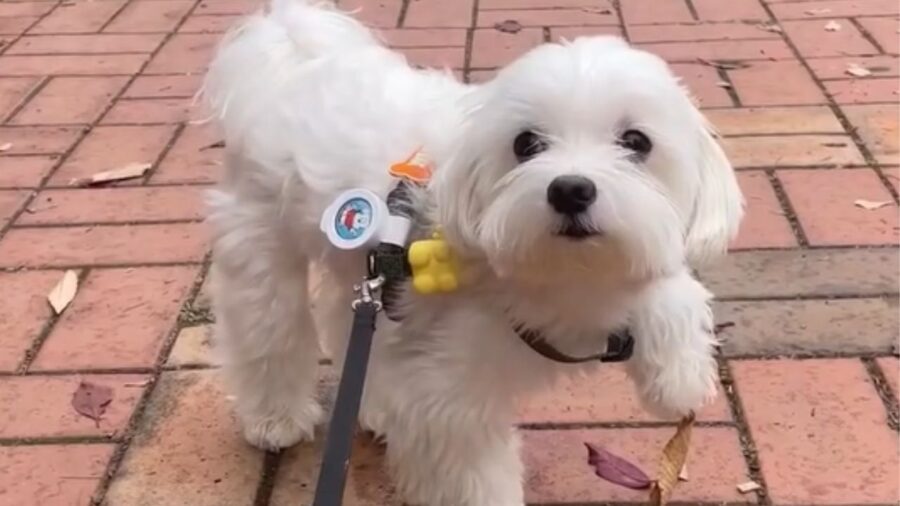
[0,435,122,447]
[719,292,899,302]
[396,0,410,28]
[11,218,204,229]
[717,358,772,505]
[141,121,186,184]
[97,0,136,33]
[518,420,735,430]
[848,17,886,55]
[461,0,479,83]
[0,1,65,58]
[683,0,700,22]
[715,67,742,107]
[861,357,900,431]
[1,260,205,271]
[726,351,900,361]
[1,180,215,191]
[751,0,900,203]
[1,76,50,124]
[252,451,282,506]
[610,0,630,42]
[3,50,164,57]
[764,169,810,247]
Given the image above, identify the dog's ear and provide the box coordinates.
[684,114,744,265]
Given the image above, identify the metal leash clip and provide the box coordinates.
[351,274,385,312]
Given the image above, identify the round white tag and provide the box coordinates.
[320,189,389,250]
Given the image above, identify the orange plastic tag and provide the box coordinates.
[389,149,432,184]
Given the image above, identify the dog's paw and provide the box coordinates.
[634,364,718,420]
[241,403,323,451]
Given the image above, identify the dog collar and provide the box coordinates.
[514,326,634,364]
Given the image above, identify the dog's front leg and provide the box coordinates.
[626,269,719,419]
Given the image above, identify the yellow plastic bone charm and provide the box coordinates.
[408,231,459,294]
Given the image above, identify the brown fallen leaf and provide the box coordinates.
[493,19,522,34]
[71,381,113,428]
[678,463,689,482]
[649,413,694,506]
[71,162,151,187]
[715,81,732,88]
[854,199,892,210]
[845,63,872,77]
[824,20,841,31]
[737,480,762,494]
[585,443,652,490]
[47,270,78,314]
[0,142,12,152]
[697,58,749,70]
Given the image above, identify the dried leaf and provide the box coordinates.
[854,199,892,210]
[678,463,689,482]
[824,20,841,31]
[804,8,832,15]
[580,7,611,14]
[71,162,151,187]
[845,63,871,77]
[199,140,225,151]
[755,22,782,33]
[697,58,748,70]
[0,142,12,152]
[585,443,652,490]
[737,480,762,493]
[494,19,522,34]
[47,270,78,314]
[649,413,694,506]
[715,81,732,88]
[71,381,113,427]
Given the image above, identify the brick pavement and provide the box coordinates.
[0,0,897,504]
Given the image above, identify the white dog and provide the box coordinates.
[203,1,744,504]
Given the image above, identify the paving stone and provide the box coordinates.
[0,270,59,372]
[857,16,899,54]
[628,21,781,43]
[670,63,733,108]
[637,39,794,63]
[196,0,264,16]
[0,126,81,155]
[477,7,618,27]
[10,76,129,125]
[701,247,899,299]
[0,76,43,120]
[104,0,194,33]
[876,357,899,401]
[781,18,878,57]
[404,0,472,28]
[807,54,899,80]
[18,186,206,225]
[0,444,115,506]
[0,155,57,188]
[0,374,148,439]
[523,427,751,504]
[826,77,900,104]
[548,25,622,41]
[692,0,769,21]
[0,54,148,76]
[101,97,195,125]
[104,370,263,506]
[29,0,124,34]
[732,359,899,504]
[728,60,826,106]
[769,0,899,20]
[166,325,215,368]
[715,298,898,356]
[723,135,864,168]
[144,33,219,75]
[341,0,401,28]
[378,28,466,48]
[842,103,899,165]
[621,0,692,24]
[481,0,604,7]
[730,171,797,250]
[123,74,203,99]
[470,27,543,68]
[7,34,166,55]
[706,106,844,135]
[779,168,898,246]
[31,266,198,371]
[150,123,223,184]
[399,46,464,69]
[0,188,27,227]
[179,14,243,34]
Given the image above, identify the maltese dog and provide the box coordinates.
[203,1,744,504]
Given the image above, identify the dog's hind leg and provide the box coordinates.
[208,189,323,451]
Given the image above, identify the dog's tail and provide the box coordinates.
[202,0,380,142]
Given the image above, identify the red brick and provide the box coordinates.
[842,103,899,165]
[29,0,124,34]
[807,55,899,80]
[0,54,147,76]
[51,125,175,185]
[670,63,734,108]
[693,0,769,21]
[730,171,797,250]
[477,8,618,27]
[622,0,693,24]
[0,270,58,372]
[770,0,899,20]
[481,0,608,8]
[779,168,898,246]
[104,371,263,506]
[637,39,794,62]
[550,25,622,41]
[705,106,844,135]
[8,34,165,55]
[0,188,27,226]
[733,359,899,504]
[858,16,899,54]
[151,123,223,184]
[523,427,750,504]
[144,34,218,75]
[470,27,543,68]
[0,76,41,120]
[0,155,57,188]
[19,186,206,225]
[179,14,243,33]
[0,223,209,267]
[877,357,899,401]
[379,28,467,48]
[0,445,114,505]
[0,126,81,155]
[518,363,731,424]
[32,266,197,370]
[104,0,193,33]
[400,46,465,69]
[404,0,473,28]
[826,77,899,104]
[0,2,55,18]
[628,22,781,43]
[723,135,864,168]
[0,16,37,36]
[339,0,401,28]
[11,76,128,125]
[0,374,148,438]
[102,97,194,124]
[196,0,264,15]
[123,74,203,99]
[728,60,825,106]
[781,18,877,57]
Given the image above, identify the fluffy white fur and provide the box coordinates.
[203,1,744,504]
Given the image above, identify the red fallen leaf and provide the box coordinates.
[585,442,652,490]
[71,381,113,427]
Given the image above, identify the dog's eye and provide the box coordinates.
[513,131,547,163]
[618,130,652,157]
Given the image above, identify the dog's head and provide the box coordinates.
[433,36,743,284]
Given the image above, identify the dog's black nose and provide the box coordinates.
[547,175,597,215]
